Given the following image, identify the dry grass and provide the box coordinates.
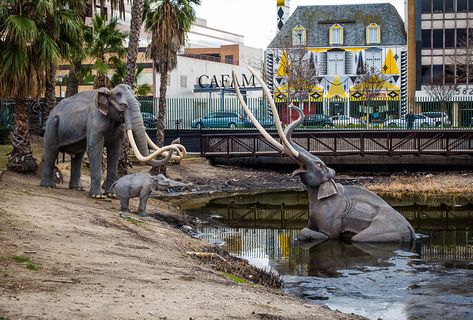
[364,173,473,200]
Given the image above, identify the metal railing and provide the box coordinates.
[1,96,473,143]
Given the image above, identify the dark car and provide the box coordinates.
[141,112,158,128]
[302,114,333,127]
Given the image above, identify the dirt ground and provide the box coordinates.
[0,156,367,320]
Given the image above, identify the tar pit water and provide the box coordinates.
[185,192,473,320]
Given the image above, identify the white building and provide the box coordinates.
[70,3,263,99]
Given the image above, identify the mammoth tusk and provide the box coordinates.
[146,134,186,160]
[246,66,300,159]
[127,130,180,162]
[232,71,285,153]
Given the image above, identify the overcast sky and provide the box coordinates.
[194,0,406,49]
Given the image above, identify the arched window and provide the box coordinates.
[366,23,381,44]
[329,24,344,45]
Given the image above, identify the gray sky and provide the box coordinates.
[194,0,406,49]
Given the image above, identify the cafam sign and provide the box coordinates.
[197,73,256,89]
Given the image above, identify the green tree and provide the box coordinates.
[83,14,127,89]
[0,0,65,172]
[145,0,200,173]
[44,0,85,117]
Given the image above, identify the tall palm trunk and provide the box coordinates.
[123,0,144,87]
[45,61,57,119]
[66,59,82,97]
[150,69,168,175]
[7,99,37,173]
[99,0,106,17]
[119,0,145,177]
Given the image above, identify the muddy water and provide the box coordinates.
[185,192,473,320]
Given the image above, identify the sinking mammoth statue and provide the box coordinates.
[41,84,186,197]
[233,68,415,243]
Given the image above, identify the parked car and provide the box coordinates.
[141,112,158,128]
[302,114,333,127]
[331,115,363,128]
[385,114,432,128]
[243,116,275,128]
[420,112,451,127]
[191,112,245,129]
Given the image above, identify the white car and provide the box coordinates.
[421,112,451,127]
[385,114,432,128]
[331,115,363,128]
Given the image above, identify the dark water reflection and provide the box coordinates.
[186,192,473,320]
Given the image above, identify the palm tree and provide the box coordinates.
[0,0,64,172]
[145,0,200,155]
[44,0,85,117]
[84,15,127,89]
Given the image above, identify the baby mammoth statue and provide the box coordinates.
[111,172,192,216]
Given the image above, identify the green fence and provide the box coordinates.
[1,96,472,144]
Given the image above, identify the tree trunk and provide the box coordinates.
[7,99,38,173]
[150,69,168,176]
[118,0,145,177]
[44,61,57,119]
[66,59,81,98]
[123,0,144,87]
[99,0,106,18]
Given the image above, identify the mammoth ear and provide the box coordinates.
[97,87,110,116]
[317,179,338,200]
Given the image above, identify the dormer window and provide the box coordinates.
[366,23,380,44]
[292,25,307,46]
[329,24,344,45]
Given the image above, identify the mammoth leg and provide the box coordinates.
[41,117,59,188]
[120,196,130,212]
[351,218,407,243]
[87,133,105,198]
[103,134,121,195]
[137,190,150,217]
[69,152,85,190]
[297,227,329,242]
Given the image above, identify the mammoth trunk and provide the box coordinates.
[126,102,151,159]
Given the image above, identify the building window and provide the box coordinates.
[366,23,380,44]
[329,24,343,45]
[433,0,443,12]
[432,29,443,48]
[445,29,455,48]
[327,50,345,75]
[445,0,454,12]
[458,0,468,11]
[445,65,456,83]
[422,30,431,48]
[180,75,187,88]
[457,28,467,47]
[225,55,234,64]
[469,0,473,11]
[292,25,307,46]
[432,65,443,81]
[422,0,431,13]
[422,65,431,85]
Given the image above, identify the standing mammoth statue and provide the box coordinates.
[233,68,415,243]
[40,84,186,197]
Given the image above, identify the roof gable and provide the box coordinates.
[268,3,406,48]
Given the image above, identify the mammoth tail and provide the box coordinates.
[110,180,118,193]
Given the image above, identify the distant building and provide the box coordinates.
[56,4,262,99]
[266,4,408,118]
[407,0,473,98]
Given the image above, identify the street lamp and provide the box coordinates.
[57,75,64,98]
